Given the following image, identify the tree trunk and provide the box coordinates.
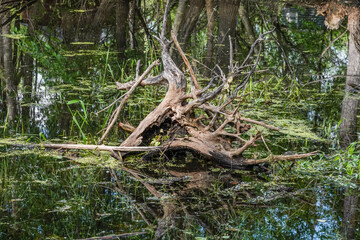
[128,0,137,49]
[342,187,359,240]
[216,0,241,71]
[21,53,33,123]
[116,0,130,61]
[203,0,215,77]
[3,18,17,123]
[0,22,3,65]
[0,18,5,114]
[339,7,360,149]
[61,12,77,45]
[239,1,256,45]
[177,0,204,47]
[172,0,187,37]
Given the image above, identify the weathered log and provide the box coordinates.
[1,142,160,152]
[102,0,317,168]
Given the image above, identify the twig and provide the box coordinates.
[171,31,201,92]
[261,135,272,153]
[239,117,280,131]
[75,232,147,240]
[243,151,318,165]
[229,35,234,70]
[231,131,262,156]
[98,60,160,144]
[95,93,126,115]
[319,29,348,60]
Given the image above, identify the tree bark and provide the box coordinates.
[203,0,215,77]
[116,0,130,61]
[239,1,256,45]
[216,0,241,71]
[342,187,359,240]
[128,0,137,49]
[0,17,4,114]
[3,17,17,123]
[172,0,187,37]
[0,21,3,66]
[339,7,360,149]
[176,0,204,47]
[21,53,33,122]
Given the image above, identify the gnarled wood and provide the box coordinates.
[107,0,316,168]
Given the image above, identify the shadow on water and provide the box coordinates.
[1,146,358,239]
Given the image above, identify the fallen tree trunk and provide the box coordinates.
[93,1,318,168]
[4,1,316,169]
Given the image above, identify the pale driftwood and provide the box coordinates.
[41,143,160,152]
[171,30,200,92]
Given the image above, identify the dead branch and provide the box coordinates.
[239,117,280,131]
[231,131,262,156]
[75,232,147,240]
[118,121,136,133]
[171,30,201,93]
[41,143,160,152]
[116,73,165,90]
[319,28,348,60]
[98,59,160,144]
[242,151,318,165]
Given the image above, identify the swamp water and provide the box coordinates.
[0,145,357,239]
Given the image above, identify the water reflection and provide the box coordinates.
[1,149,356,239]
[342,186,359,239]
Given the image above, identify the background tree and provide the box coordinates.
[216,0,241,71]
[3,13,17,123]
[339,6,360,148]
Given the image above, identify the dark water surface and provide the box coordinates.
[0,147,356,239]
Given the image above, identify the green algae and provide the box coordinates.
[73,154,120,169]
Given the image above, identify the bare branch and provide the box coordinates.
[229,35,234,71]
[41,143,160,152]
[319,29,348,60]
[231,131,262,156]
[116,73,165,90]
[98,60,160,144]
[242,151,318,165]
[119,121,136,133]
[171,30,201,93]
[161,0,172,40]
[239,117,280,131]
